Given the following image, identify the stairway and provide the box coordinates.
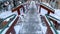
[14,1,48,34]
[15,9,43,34]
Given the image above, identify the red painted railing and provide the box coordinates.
[49,18,59,29]
[6,3,55,34]
[39,3,55,34]
[6,4,25,34]
[39,4,54,14]
[12,5,24,15]
[41,15,53,34]
[6,16,19,34]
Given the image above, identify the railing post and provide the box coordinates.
[40,5,54,15]
[12,5,25,15]
[17,9,20,15]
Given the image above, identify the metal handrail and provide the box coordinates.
[0,14,16,34]
[47,14,60,21]
[45,14,58,34]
